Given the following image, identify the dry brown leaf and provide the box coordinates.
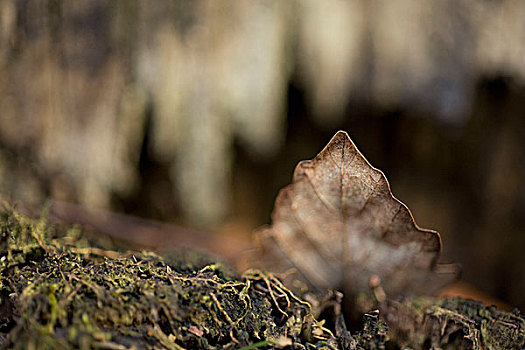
[255,131,459,297]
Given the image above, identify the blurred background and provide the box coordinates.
[0,0,524,310]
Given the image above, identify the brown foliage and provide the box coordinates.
[256,131,459,297]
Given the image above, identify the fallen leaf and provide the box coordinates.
[255,131,459,297]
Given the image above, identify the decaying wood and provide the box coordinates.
[255,131,459,297]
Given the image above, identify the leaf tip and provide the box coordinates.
[329,130,351,147]
[333,130,350,139]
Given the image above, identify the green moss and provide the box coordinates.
[0,208,387,349]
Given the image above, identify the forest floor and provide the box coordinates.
[0,207,523,349]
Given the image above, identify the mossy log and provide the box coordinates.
[0,208,523,349]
